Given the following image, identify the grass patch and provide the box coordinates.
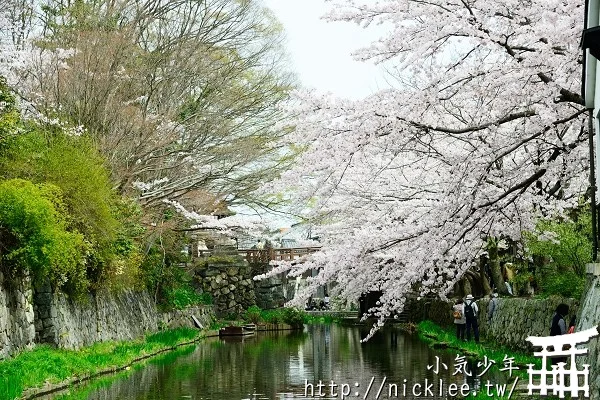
[243,305,342,327]
[243,306,305,327]
[52,345,199,400]
[0,327,201,400]
[417,321,540,369]
[303,314,342,324]
[416,321,562,399]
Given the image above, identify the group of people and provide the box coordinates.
[453,294,576,356]
[306,294,330,311]
[452,292,499,343]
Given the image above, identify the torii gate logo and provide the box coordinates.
[526,327,599,398]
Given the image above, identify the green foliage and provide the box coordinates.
[139,227,203,308]
[524,208,590,298]
[260,309,282,324]
[0,128,119,248]
[104,197,145,289]
[244,305,263,324]
[525,209,592,275]
[165,286,212,310]
[280,307,305,328]
[242,306,306,327]
[209,320,226,330]
[537,271,585,299]
[0,179,89,294]
[0,327,201,400]
[0,95,146,292]
[0,124,145,288]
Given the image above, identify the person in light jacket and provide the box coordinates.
[453,299,466,341]
[487,292,499,324]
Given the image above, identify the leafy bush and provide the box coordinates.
[139,228,194,306]
[1,129,120,247]
[281,307,305,328]
[525,208,592,276]
[261,310,281,324]
[0,121,144,288]
[538,271,585,299]
[0,179,89,294]
[103,198,145,289]
[244,305,263,324]
[523,208,590,298]
[164,285,211,310]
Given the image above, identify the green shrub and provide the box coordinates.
[0,121,144,288]
[525,208,592,276]
[281,307,305,328]
[164,285,211,310]
[139,229,194,306]
[0,179,89,294]
[261,310,281,324]
[244,305,263,324]
[538,271,585,299]
[0,129,120,247]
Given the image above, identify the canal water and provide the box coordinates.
[52,325,509,400]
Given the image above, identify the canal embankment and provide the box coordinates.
[0,327,218,400]
[0,300,310,399]
[0,270,215,360]
[406,295,578,351]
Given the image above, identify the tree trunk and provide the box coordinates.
[479,256,493,295]
[488,239,508,294]
[462,278,472,298]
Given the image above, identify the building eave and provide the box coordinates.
[584,0,600,109]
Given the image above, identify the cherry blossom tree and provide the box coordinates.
[262,0,589,331]
[1,0,295,213]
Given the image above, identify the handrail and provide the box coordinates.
[239,247,322,263]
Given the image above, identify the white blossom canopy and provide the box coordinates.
[261,0,589,331]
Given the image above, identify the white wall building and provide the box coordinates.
[584,0,600,171]
[583,0,600,257]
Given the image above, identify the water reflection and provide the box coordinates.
[51,325,506,400]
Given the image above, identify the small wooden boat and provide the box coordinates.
[219,325,256,336]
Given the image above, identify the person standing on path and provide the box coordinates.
[464,294,480,343]
[453,299,466,341]
[550,303,569,365]
[487,292,499,325]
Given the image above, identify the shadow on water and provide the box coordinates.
[45,325,507,400]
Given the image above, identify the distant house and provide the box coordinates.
[275,223,320,248]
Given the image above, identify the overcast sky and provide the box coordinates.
[236,1,393,228]
[262,0,391,99]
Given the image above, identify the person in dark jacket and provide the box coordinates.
[550,303,569,365]
[464,294,480,343]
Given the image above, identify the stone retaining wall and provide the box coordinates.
[195,256,256,316]
[160,305,214,330]
[34,288,214,350]
[0,272,35,359]
[34,287,161,349]
[0,276,215,358]
[479,297,578,350]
